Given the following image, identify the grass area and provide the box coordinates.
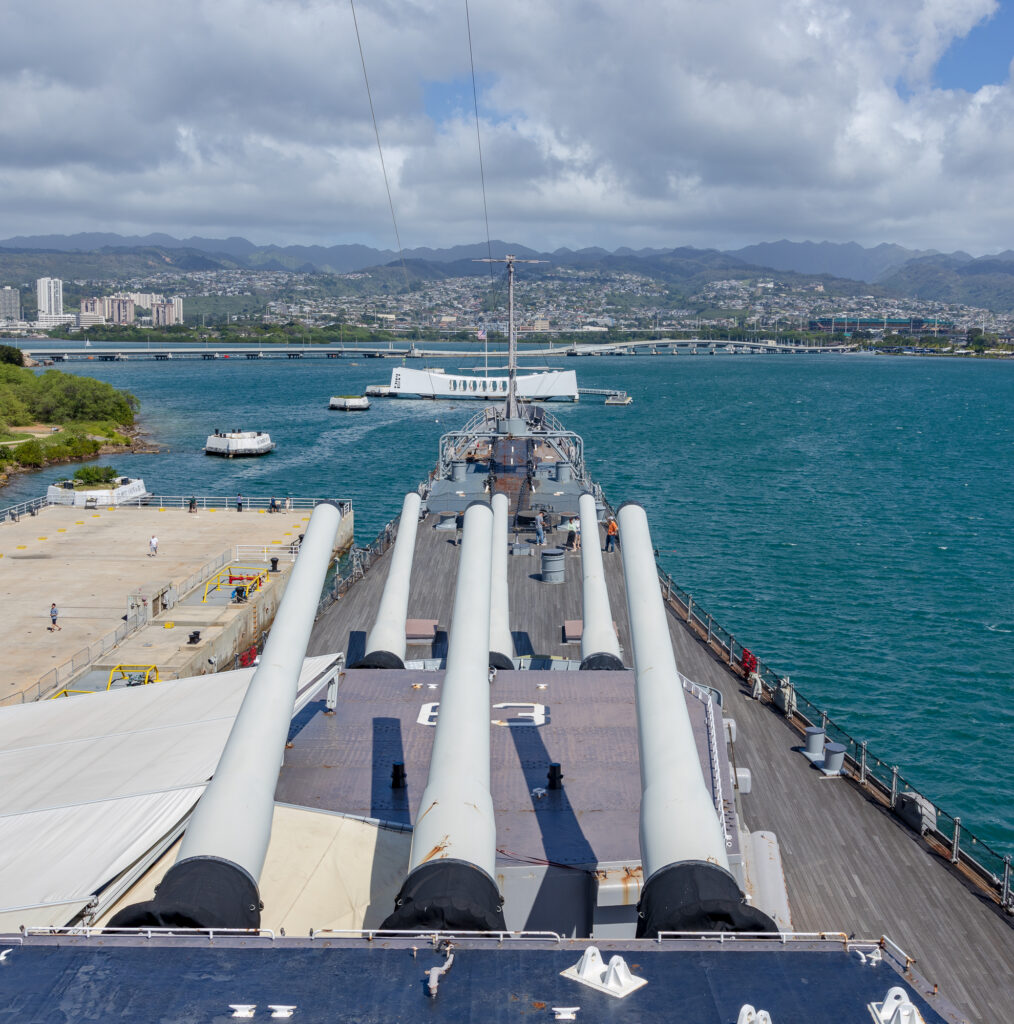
[0,364,137,473]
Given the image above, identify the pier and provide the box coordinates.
[0,496,352,706]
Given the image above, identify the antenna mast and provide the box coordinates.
[506,254,517,418]
[475,253,544,420]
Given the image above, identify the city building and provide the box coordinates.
[36,313,76,328]
[0,286,19,322]
[124,292,163,309]
[109,298,135,325]
[152,299,183,326]
[36,277,63,316]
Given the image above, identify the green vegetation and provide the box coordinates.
[184,294,267,323]
[74,464,119,485]
[0,345,23,366]
[0,364,137,478]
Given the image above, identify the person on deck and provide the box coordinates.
[605,516,618,552]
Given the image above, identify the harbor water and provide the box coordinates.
[2,350,1012,857]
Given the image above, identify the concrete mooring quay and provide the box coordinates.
[0,500,353,706]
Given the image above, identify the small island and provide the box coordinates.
[0,344,144,488]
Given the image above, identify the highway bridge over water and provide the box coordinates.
[23,336,856,362]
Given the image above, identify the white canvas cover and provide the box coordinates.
[0,655,339,930]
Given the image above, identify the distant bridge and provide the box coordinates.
[23,336,855,363]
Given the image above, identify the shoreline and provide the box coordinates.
[0,422,162,492]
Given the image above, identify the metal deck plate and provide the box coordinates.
[277,669,727,869]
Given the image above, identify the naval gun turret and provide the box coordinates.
[381,501,506,931]
[617,501,776,937]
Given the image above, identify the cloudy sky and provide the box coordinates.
[2,0,1013,254]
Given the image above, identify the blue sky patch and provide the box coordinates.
[423,73,502,125]
[934,2,1014,91]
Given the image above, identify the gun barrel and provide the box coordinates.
[578,492,623,670]
[109,502,342,929]
[381,501,505,931]
[359,492,421,668]
[489,492,514,669]
[617,501,775,936]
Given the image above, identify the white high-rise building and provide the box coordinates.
[36,277,64,316]
[0,286,19,322]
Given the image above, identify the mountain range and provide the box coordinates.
[4,234,1014,310]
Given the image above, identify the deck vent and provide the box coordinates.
[541,548,565,584]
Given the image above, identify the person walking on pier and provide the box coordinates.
[236,493,244,512]
[149,534,158,557]
[49,603,61,631]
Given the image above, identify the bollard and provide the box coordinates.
[803,726,824,760]
[822,742,846,775]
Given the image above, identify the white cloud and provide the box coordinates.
[0,0,1011,253]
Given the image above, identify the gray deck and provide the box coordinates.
[308,513,1014,1024]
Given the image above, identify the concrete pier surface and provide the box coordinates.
[0,503,353,705]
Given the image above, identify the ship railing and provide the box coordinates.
[651,930,913,961]
[309,928,565,942]
[21,926,280,942]
[680,675,730,850]
[315,510,403,618]
[652,564,1014,914]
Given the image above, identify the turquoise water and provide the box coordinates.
[3,352,1012,857]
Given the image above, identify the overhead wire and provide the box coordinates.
[465,0,495,293]
[349,0,410,294]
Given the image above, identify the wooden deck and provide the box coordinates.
[308,513,1014,1024]
[309,514,631,663]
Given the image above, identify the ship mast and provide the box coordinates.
[506,253,518,419]
[474,252,543,423]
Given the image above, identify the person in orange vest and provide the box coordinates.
[604,516,619,552]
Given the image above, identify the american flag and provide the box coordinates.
[476,329,487,340]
